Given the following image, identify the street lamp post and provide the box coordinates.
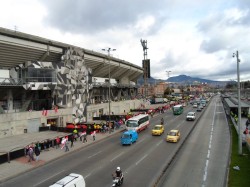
[166,71,171,78]
[166,71,172,92]
[102,48,116,122]
[233,50,242,155]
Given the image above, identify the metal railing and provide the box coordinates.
[24,77,57,83]
[92,82,139,88]
[0,78,23,86]
[0,77,57,86]
[0,78,138,88]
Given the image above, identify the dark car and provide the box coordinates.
[197,106,202,112]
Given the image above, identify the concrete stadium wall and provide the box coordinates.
[0,99,144,138]
[0,109,72,138]
[86,99,143,121]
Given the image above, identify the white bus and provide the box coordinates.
[125,114,150,132]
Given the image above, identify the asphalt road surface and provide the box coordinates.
[1,96,229,187]
[158,96,230,187]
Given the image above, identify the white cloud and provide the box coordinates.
[0,0,250,81]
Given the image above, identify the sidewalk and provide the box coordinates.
[0,127,125,182]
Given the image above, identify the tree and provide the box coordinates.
[164,87,172,96]
[225,82,237,89]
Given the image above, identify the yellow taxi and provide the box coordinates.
[151,125,164,136]
[166,129,180,142]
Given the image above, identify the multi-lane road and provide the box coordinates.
[1,95,230,187]
[158,96,230,187]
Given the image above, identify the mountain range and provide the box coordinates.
[137,75,228,87]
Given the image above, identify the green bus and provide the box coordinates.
[172,104,184,115]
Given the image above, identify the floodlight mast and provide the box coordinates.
[141,39,149,98]
[140,39,148,60]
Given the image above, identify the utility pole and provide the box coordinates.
[102,48,116,122]
[233,50,242,155]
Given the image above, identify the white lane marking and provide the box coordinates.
[203,171,207,181]
[207,150,210,159]
[205,159,209,170]
[136,137,145,144]
[202,98,217,185]
[88,151,102,158]
[33,170,65,186]
[169,115,179,123]
[85,172,92,178]
[110,152,124,162]
[156,140,163,146]
[176,120,185,129]
[136,154,148,165]
[203,159,209,181]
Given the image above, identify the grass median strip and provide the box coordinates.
[228,123,250,187]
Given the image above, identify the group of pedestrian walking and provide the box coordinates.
[26,143,40,163]
[25,128,101,162]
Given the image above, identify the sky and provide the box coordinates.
[0,0,250,81]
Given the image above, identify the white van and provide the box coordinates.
[49,173,86,187]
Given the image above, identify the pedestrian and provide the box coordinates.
[35,141,41,152]
[25,145,29,157]
[103,123,107,133]
[64,136,69,152]
[42,140,46,151]
[114,120,119,129]
[27,146,35,162]
[244,127,249,135]
[70,134,74,148]
[161,118,164,125]
[246,117,250,128]
[111,122,115,132]
[55,136,60,149]
[34,144,40,162]
[82,131,87,143]
[79,131,83,141]
[91,130,96,141]
[46,139,50,151]
[73,129,78,141]
[109,121,112,134]
[61,137,66,150]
